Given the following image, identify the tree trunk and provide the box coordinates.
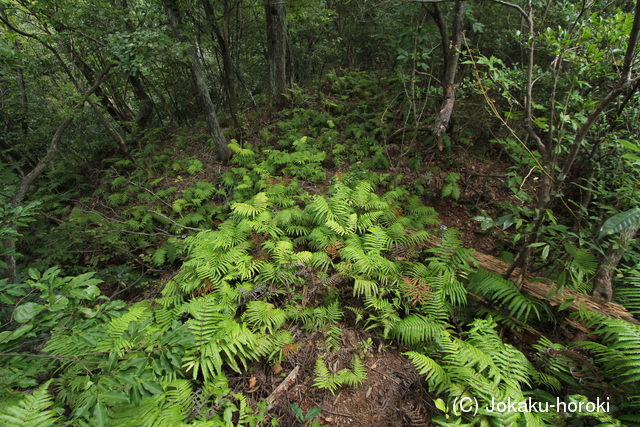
[504,0,640,281]
[264,0,289,108]
[2,65,112,283]
[202,0,240,130]
[162,0,232,162]
[430,0,465,152]
[129,74,155,130]
[68,46,134,132]
[592,224,640,302]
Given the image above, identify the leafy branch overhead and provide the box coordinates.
[2,0,640,425]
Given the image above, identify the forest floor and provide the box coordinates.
[256,147,518,426]
[121,119,527,426]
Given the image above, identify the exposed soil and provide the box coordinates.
[240,326,431,427]
[99,106,533,426]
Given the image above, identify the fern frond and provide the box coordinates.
[313,357,340,394]
[353,278,380,297]
[363,226,391,252]
[577,313,640,384]
[242,301,287,334]
[404,351,452,394]
[615,269,640,317]
[468,269,540,322]
[0,380,60,427]
[339,355,367,387]
[392,314,444,346]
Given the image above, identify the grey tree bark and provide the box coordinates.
[202,0,240,130]
[163,0,232,162]
[264,0,289,108]
[429,0,465,152]
[592,224,640,302]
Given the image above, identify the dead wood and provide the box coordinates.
[424,237,639,325]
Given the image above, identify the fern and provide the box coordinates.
[313,357,341,394]
[392,314,444,346]
[96,302,154,354]
[556,241,597,293]
[406,318,558,425]
[183,299,258,381]
[0,380,61,427]
[404,351,452,395]
[242,301,287,334]
[108,380,193,427]
[229,140,257,167]
[577,312,640,386]
[313,355,367,394]
[468,269,540,323]
[615,269,640,318]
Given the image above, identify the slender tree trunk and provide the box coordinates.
[503,0,640,283]
[140,74,180,126]
[592,224,640,301]
[430,0,465,151]
[68,46,134,132]
[264,0,289,108]
[2,65,112,283]
[162,0,232,162]
[202,0,240,129]
[120,0,155,132]
[17,64,28,134]
[128,74,155,130]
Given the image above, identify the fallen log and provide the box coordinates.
[424,237,639,325]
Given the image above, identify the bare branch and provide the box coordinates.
[150,210,208,232]
[621,0,640,81]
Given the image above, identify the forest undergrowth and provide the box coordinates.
[2,70,640,427]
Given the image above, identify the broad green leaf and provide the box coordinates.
[0,292,15,305]
[558,297,575,311]
[48,295,69,311]
[305,407,322,420]
[116,371,138,387]
[141,381,164,395]
[14,302,45,323]
[28,268,41,280]
[599,207,640,239]
[618,139,640,153]
[128,385,142,406]
[0,324,33,344]
[102,390,129,404]
[93,401,108,427]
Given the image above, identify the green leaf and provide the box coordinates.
[618,139,640,153]
[0,292,14,305]
[14,302,45,323]
[305,407,322,421]
[93,401,108,427]
[48,295,68,311]
[599,207,640,239]
[497,214,516,230]
[0,324,32,344]
[28,268,41,280]
[128,384,142,406]
[104,352,118,373]
[141,381,164,395]
[117,371,138,387]
[102,391,130,404]
[558,297,575,311]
